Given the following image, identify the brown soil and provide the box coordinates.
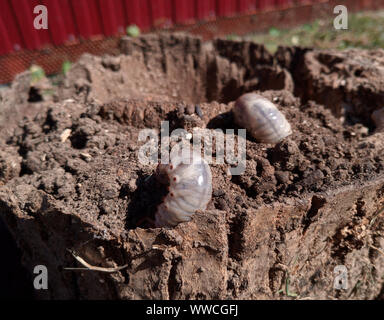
[0,33,384,300]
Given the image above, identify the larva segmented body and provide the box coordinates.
[155,151,212,228]
[233,93,292,144]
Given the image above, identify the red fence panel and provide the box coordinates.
[238,0,257,13]
[0,14,13,54]
[149,0,173,28]
[70,0,104,39]
[43,0,75,45]
[10,0,51,50]
[0,0,24,53]
[216,0,238,17]
[69,0,94,39]
[87,0,104,36]
[257,0,277,10]
[113,0,127,34]
[124,0,151,31]
[0,0,331,55]
[173,0,195,25]
[275,0,293,7]
[196,0,216,20]
[56,0,77,41]
[98,0,119,36]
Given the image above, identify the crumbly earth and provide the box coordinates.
[0,33,384,299]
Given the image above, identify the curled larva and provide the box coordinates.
[233,93,292,143]
[371,108,384,132]
[155,151,212,228]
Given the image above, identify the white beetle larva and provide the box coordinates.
[155,150,212,228]
[371,108,384,132]
[233,93,292,143]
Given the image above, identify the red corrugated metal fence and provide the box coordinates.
[0,0,319,55]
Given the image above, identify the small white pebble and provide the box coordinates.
[60,129,72,143]
[80,152,92,161]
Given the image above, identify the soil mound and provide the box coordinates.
[1,33,383,299]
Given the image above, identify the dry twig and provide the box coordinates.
[64,249,128,273]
